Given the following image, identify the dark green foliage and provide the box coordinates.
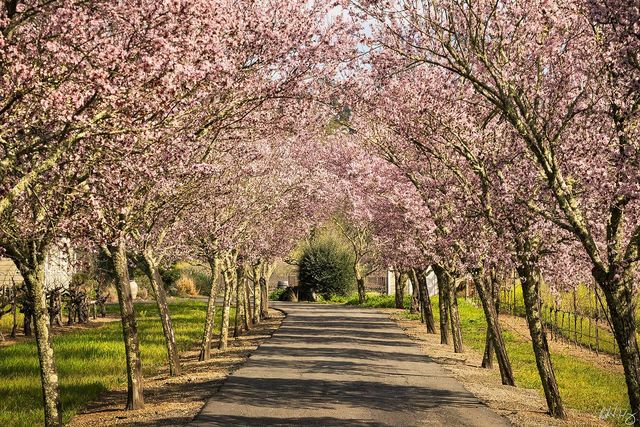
[159,265,181,290]
[298,239,355,300]
[269,288,286,301]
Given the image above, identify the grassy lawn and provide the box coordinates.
[0,300,227,427]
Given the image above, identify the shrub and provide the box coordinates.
[269,288,286,301]
[159,265,181,290]
[183,268,211,296]
[175,276,198,296]
[298,238,355,300]
[137,286,149,300]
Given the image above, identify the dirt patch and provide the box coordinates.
[68,310,285,427]
[383,308,608,427]
[0,315,119,348]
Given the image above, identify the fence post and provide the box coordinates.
[595,312,600,355]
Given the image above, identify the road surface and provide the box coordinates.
[192,302,509,426]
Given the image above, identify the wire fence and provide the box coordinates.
[497,287,620,356]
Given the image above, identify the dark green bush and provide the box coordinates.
[159,265,181,290]
[269,288,286,301]
[298,239,355,300]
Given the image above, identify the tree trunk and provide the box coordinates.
[436,268,450,345]
[15,251,63,426]
[481,275,495,369]
[219,258,236,351]
[10,289,18,338]
[233,268,243,338]
[482,327,493,368]
[410,277,420,314]
[356,275,366,305]
[595,272,640,423]
[516,256,565,418]
[395,270,407,309]
[23,311,32,336]
[252,264,261,325]
[260,263,273,319]
[433,264,462,352]
[67,298,74,326]
[48,290,62,327]
[472,271,515,386]
[243,277,252,331]
[106,239,144,410]
[141,250,181,376]
[412,268,436,333]
[448,281,464,353]
[199,256,220,361]
[260,276,269,319]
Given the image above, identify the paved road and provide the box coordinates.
[192,302,509,426]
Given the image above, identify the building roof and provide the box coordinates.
[0,258,22,288]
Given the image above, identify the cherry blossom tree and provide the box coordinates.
[352,0,640,417]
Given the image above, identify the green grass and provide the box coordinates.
[0,300,229,427]
[400,297,630,421]
[0,310,24,336]
[343,291,411,308]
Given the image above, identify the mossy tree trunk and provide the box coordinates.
[233,266,244,337]
[433,264,462,352]
[199,255,220,361]
[259,262,274,319]
[243,275,252,331]
[410,276,420,314]
[105,238,144,410]
[12,244,63,426]
[471,269,515,386]
[412,268,436,334]
[436,267,450,345]
[515,238,565,418]
[593,268,640,424]
[448,281,463,353]
[252,263,261,325]
[219,252,237,351]
[356,275,366,305]
[140,249,180,376]
[259,276,269,318]
[394,270,407,309]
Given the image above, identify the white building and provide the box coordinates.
[0,241,75,291]
[386,266,439,297]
